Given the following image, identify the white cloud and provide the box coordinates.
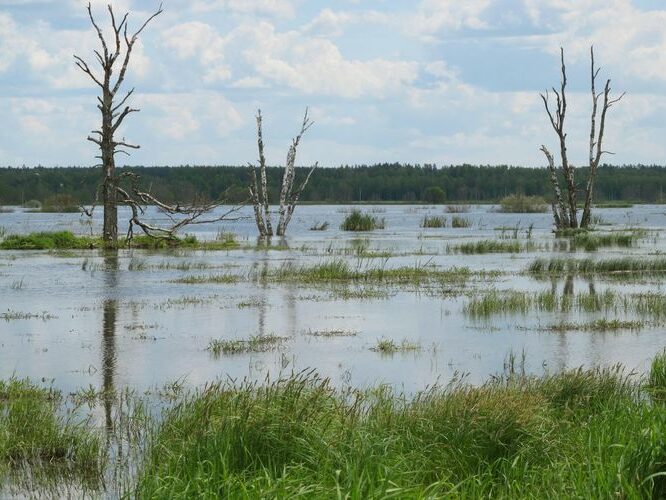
[139,92,244,140]
[405,0,493,40]
[238,22,418,98]
[190,0,296,18]
[162,22,231,82]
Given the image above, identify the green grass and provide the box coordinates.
[499,194,548,213]
[0,231,97,250]
[449,239,531,254]
[370,338,421,354]
[0,231,238,251]
[555,229,645,251]
[0,378,101,481]
[464,289,620,317]
[529,256,666,275]
[465,288,666,320]
[340,210,385,231]
[420,215,446,228]
[134,366,666,498]
[207,335,286,356]
[172,273,238,284]
[451,215,471,228]
[595,201,634,208]
[544,319,645,332]
[648,350,666,402]
[263,260,471,286]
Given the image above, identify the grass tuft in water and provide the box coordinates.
[451,216,471,228]
[370,338,421,354]
[172,273,238,284]
[464,290,619,317]
[449,239,532,254]
[340,210,385,231]
[544,319,645,332]
[420,215,446,228]
[264,260,471,286]
[207,335,286,356]
[309,221,329,231]
[528,256,666,275]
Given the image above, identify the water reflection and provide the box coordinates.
[101,252,119,436]
[550,274,597,297]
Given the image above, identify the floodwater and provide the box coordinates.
[1,204,666,397]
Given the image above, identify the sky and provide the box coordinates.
[0,0,665,168]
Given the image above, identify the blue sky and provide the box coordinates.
[1,0,665,167]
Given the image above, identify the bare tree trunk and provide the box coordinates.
[580,47,624,228]
[248,167,267,236]
[540,145,568,228]
[250,108,316,238]
[257,111,273,237]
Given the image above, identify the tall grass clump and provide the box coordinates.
[648,350,666,402]
[464,289,619,317]
[135,366,666,498]
[0,378,102,480]
[449,239,526,254]
[340,210,384,231]
[499,194,547,213]
[420,215,446,228]
[451,216,471,228]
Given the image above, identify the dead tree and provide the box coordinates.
[76,3,240,244]
[248,109,317,238]
[540,47,623,230]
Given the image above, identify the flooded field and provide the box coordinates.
[2,204,665,394]
[2,203,666,497]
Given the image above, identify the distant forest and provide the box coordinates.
[1,164,666,205]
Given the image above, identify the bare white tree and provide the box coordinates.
[249,109,317,237]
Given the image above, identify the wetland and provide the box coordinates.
[1,203,666,497]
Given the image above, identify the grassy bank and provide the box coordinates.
[2,355,666,497]
[0,231,238,251]
[135,361,666,498]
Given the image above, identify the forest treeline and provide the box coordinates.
[1,163,666,205]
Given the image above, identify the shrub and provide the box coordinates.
[41,194,80,213]
[424,186,445,204]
